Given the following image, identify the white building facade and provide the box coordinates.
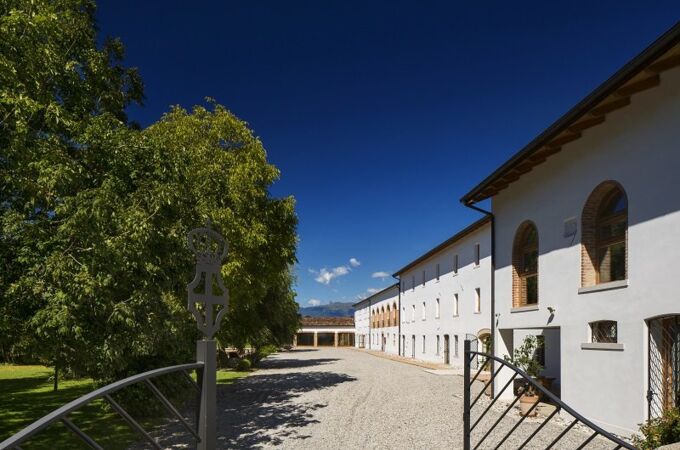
[461,30,680,435]
[396,218,492,367]
[353,297,370,349]
[354,284,400,355]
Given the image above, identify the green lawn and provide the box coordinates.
[0,364,249,449]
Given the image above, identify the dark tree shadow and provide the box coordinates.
[215,371,355,447]
[138,370,356,449]
[258,357,340,370]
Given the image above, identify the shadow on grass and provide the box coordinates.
[1,366,203,450]
[0,368,140,450]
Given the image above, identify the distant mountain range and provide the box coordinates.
[299,301,355,317]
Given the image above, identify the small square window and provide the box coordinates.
[474,288,481,313]
[453,254,459,274]
[591,321,617,343]
[474,244,480,266]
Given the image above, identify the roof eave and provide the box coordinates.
[460,20,680,205]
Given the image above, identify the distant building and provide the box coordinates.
[294,316,355,347]
[396,217,492,366]
[352,218,492,367]
[353,284,400,354]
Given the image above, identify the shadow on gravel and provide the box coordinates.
[215,370,357,448]
[259,357,340,369]
[140,369,357,449]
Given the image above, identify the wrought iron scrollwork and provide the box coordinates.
[186,222,229,339]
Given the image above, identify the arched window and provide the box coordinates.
[393,302,398,325]
[582,182,628,286]
[512,221,539,307]
[386,305,391,327]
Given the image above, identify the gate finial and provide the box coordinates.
[187,221,229,339]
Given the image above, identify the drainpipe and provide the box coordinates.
[464,202,495,399]
[394,276,401,356]
[368,297,371,349]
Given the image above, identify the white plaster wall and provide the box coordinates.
[399,224,492,367]
[354,299,370,348]
[366,285,400,355]
[492,66,680,435]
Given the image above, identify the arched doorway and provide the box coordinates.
[478,329,492,371]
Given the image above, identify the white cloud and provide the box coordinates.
[313,265,350,285]
[308,299,322,306]
[310,258,359,285]
[356,287,380,300]
[371,271,390,279]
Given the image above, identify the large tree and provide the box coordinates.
[1,0,143,365]
[1,0,299,382]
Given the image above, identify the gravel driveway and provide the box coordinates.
[144,348,627,449]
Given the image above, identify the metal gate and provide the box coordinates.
[648,315,680,419]
[463,339,635,450]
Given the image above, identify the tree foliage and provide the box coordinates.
[1,0,299,382]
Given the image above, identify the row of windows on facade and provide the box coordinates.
[401,244,481,292]
[369,287,483,327]
[370,302,398,328]
[513,181,627,308]
[399,288,482,323]
[368,321,615,359]
[371,332,463,358]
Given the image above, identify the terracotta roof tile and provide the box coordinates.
[301,316,354,327]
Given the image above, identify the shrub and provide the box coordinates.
[225,357,240,369]
[236,358,252,371]
[634,408,680,449]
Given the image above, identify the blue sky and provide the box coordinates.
[97,1,680,307]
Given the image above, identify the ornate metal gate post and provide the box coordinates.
[463,339,471,450]
[187,223,229,450]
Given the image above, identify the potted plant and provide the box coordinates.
[505,335,544,417]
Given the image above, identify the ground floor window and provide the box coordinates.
[591,320,617,343]
[337,333,354,346]
[422,335,426,353]
[454,335,459,358]
[436,335,440,355]
[535,335,545,366]
[648,315,680,418]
